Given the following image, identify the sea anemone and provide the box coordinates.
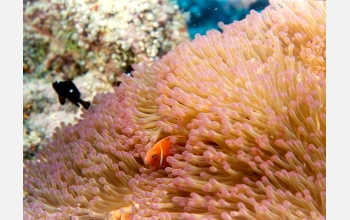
[23,0,326,219]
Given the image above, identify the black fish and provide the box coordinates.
[52,80,90,109]
[117,66,134,86]
[125,65,134,76]
[116,65,134,87]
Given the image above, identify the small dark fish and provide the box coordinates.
[52,80,90,109]
[116,65,134,87]
[125,65,134,76]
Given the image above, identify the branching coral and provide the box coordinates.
[23,0,326,219]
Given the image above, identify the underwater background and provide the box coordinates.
[173,0,269,38]
[23,0,326,219]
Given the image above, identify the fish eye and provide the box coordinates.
[152,154,157,159]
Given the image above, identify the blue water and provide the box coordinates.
[173,0,269,39]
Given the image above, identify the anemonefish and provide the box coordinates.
[52,80,90,109]
[144,136,177,170]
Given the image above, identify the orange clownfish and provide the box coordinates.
[144,136,175,170]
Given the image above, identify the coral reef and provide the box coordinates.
[23,0,189,83]
[23,0,326,219]
[23,0,190,160]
